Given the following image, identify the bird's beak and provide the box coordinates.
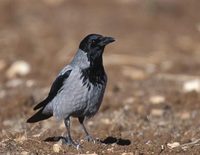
[99,36,115,46]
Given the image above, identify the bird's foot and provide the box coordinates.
[84,135,99,144]
[62,137,82,149]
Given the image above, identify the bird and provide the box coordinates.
[27,34,115,148]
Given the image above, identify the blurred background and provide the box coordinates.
[1,0,200,154]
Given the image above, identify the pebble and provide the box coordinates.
[107,147,114,152]
[121,153,134,155]
[80,153,97,155]
[167,142,180,149]
[123,104,130,111]
[53,144,62,153]
[150,109,164,117]
[20,151,29,155]
[6,60,31,78]
[87,121,94,126]
[101,118,111,125]
[183,79,200,92]
[149,95,165,104]
[14,135,27,143]
[32,133,41,138]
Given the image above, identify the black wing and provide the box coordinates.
[33,69,72,110]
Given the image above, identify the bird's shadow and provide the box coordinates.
[44,136,131,146]
[100,136,131,146]
[44,136,66,142]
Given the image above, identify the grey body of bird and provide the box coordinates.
[27,34,115,148]
[45,49,107,120]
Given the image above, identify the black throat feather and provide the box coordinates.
[81,55,106,89]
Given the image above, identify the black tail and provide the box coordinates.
[27,108,52,123]
[34,97,51,111]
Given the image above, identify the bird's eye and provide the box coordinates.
[91,40,96,44]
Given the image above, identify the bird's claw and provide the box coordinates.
[62,137,82,149]
[84,135,97,144]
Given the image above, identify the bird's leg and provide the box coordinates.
[64,118,81,149]
[78,117,96,143]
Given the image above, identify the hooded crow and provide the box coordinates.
[27,34,115,148]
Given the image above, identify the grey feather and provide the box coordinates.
[45,49,107,120]
[34,67,72,111]
[52,67,106,120]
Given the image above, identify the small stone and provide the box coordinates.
[101,118,111,125]
[150,109,164,116]
[161,145,164,150]
[14,135,27,143]
[149,95,165,104]
[32,133,41,137]
[80,153,97,155]
[6,60,31,78]
[87,121,94,126]
[167,142,180,149]
[121,153,134,155]
[145,140,151,145]
[123,105,130,111]
[183,79,200,92]
[21,151,29,155]
[107,147,114,152]
[53,144,62,153]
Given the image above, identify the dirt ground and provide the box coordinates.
[1,0,200,154]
